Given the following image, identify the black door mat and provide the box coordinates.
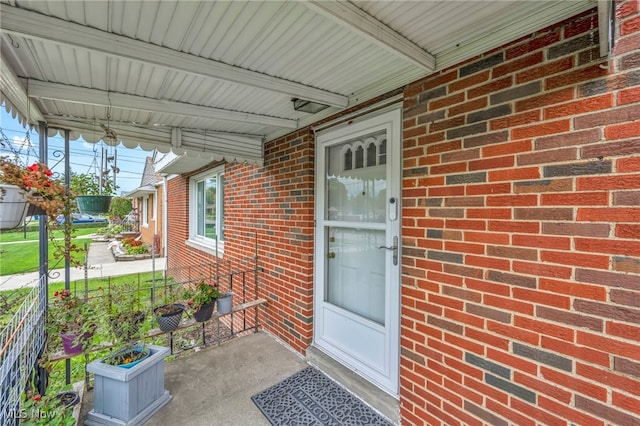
[251,366,394,426]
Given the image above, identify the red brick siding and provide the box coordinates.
[401,3,640,425]
[223,129,316,353]
[166,130,316,353]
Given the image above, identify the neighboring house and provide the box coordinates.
[161,5,640,426]
[126,154,164,256]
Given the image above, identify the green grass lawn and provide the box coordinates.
[0,226,104,275]
[0,225,102,243]
[0,272,169,329]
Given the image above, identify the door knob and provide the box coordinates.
[377,236,398,265]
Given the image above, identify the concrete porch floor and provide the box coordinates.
[80,331,308,425]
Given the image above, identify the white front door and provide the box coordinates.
[314,107,401,396]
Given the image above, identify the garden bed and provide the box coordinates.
[113,252,153,261]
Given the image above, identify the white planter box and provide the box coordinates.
[85,345,171,426]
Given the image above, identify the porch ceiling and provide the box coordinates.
[0,0,595,166]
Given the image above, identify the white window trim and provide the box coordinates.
[142,195,149,228]
[188,165,225,254]
[152,191,158,232]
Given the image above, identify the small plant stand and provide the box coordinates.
[85,345,171,426]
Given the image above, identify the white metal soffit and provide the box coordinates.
[0,0,596,165]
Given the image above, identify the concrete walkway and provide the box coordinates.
[0,240,166,291]
[80,331,309,425]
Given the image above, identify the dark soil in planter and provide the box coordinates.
[154,303,185,332]
[154,303,184,316]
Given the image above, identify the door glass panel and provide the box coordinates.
[326,130,387,223]
[326,227,385,325]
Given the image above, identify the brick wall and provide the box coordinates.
[166,129,316,353]
[400,3,640,425]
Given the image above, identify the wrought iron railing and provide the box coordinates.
[45,260,264,362]
[0,251,265,422]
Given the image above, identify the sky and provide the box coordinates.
[0,104,151,194]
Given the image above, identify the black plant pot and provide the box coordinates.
[56,391,80,408]
[26,203,46,217]
[193,301,215,322]
[153,304,184,332]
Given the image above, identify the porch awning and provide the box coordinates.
[124,185,156,199]
[1,0,598,164]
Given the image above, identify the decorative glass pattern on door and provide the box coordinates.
[326,130,387,223]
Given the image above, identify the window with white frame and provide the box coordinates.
[142,195,149,226]
[189,167,225,250]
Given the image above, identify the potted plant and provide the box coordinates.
[0,157,83,265]
[86,283,172,425]
[182,279,220,322]
[0,156,29,228]
[0,157,70,228]
[71,172,116,214]
[153,286,185,332]
[47,289,96,355]
[86,343,171,426]
[94,282,151,371]
[217,290,235,315]
[98,282,147,344]
[22,386,79,426]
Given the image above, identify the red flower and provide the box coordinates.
[54,291,59,297]
[33,395,41,401]
[27,163,39,172]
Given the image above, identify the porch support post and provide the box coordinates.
[38,122,48,289]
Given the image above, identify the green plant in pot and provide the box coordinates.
[97,282,150,367]
[87,283,171,425]
[153,285,185,332]
[1,157,81,264]
[71,172,117,214]
[47,289,97,355]
[182,279,220,322]
[21,385,79,426]
[87,283,172,424]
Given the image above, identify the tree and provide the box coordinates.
[108,197,132,220]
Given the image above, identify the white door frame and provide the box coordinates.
[313,106,401,396]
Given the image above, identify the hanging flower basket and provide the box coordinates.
[0,184,28,229]
[77,194,113,214]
